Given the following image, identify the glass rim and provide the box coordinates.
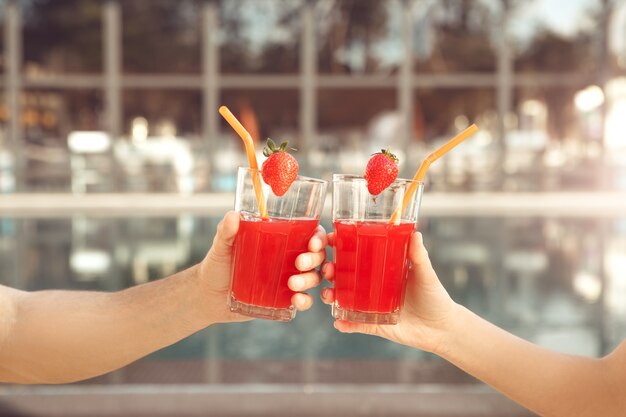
[332,173,424,186]
[238,166,328,185]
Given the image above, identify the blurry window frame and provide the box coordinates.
[0,0,619,191]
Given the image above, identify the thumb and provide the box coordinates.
[334,320,379,336]
[209,211,240,260]
[409,232,438,285]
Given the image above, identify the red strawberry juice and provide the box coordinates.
[333,220,415,315]
[231,215,319,309]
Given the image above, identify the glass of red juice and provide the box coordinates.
[332,174,424,325]
[229,167,327,321]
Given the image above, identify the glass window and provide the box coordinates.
[219,89,300,146]
[501,84,617,192]
[604,77,626,192]
[317,0,403,74]
[119,90,204,193]
[0,3,4,74]
[216,89,300,190]
[22,0,102,74]
[411,88,497,192]
[413,0,497,73]
[20,89,104,193]
[122,90,201,138]
[509,0,601,73]
[413,88,495,142]
[219,0,301,74]
[315,88,397,180]
[122,0,201,74]
[609,1,626,76]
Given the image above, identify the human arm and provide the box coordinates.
[0,211,326,384]
[321,232,626,417]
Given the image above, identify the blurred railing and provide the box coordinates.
[1,192,625,217]
[0,384,536,417]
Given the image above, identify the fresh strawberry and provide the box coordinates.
[261,138,299,196]
[364,148,399,195]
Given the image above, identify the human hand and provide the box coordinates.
[321,232,458,354]
[199,211,327,324]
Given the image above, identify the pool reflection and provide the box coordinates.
[1,215,624,384]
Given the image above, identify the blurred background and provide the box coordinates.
[1,0,626,416]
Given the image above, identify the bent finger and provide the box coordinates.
[328,232,335,247]
[296,251,325,272]
[333,320,379,336]
[321,262,335,282]
[320,287,334,305]
[308,225,328,253]
[288,271,322,292]
[292,293,314,311]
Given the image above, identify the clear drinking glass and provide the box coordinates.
[229,167,328,321]
[332,174,424,324]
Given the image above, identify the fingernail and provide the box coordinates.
[292,276,304,289]
[294,293,304,306]
[300,257,311,270]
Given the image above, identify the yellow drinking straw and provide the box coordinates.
[389,124,479,224]
[219,105,268,219]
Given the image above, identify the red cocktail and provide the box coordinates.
[332,174,423,324]
[333,220,414,316]
[232,217,319,310]
[229,167,327,321]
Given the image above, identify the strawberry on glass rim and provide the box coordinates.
[364,148,399,195]
[261,138,299,196]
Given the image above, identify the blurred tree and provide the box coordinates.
[414,87,495,141]
[119,0,201,134]
[512,0,608,143]
[219,0,303,73]
[22,0,202,136]
[514,31,594,141]
[216,0,247,73]
[23,0,201,74]
[317,0,388,73]
[415,0,496,73]
[515,31,596,74]
[23,0,102,72]
[121,0,201,74]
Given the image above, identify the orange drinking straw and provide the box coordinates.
[219,105,268,219]
[389,124,479,223]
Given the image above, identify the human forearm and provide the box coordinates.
[435,304,624,417]
[327,234,626,416]
[0,265,216,384]
[0,210,327,385]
